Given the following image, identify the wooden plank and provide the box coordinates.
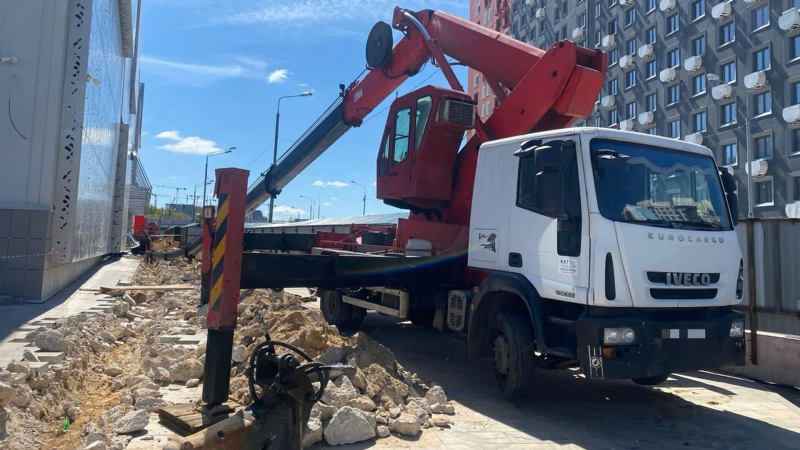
[158,403,236,434]
[79,284,194,293]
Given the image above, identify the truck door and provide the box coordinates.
[507,139,590,305]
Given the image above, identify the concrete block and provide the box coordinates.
[9,210,29,239]
[0,210,10,238]
[7,239,27,270]
[723,330,800,388]
[34,351,65,363]
[28,211,48,239]
[157,335,183,343]
[4,269,24,297]
[28,361,49,374]
[24,270,44,300]
[26,239,46,270]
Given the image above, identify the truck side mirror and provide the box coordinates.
[720,169,739,226]
[534,145,563,217]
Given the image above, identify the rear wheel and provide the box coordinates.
[492,312,536,400]
[319,289,366,328]
[631,373,671,386]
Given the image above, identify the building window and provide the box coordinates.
[594,115,602,127]
[595,30,602,47]
[692,74,707,96]
[626,101,636,119]
[753,47,771,71]
[608,19,617,35]
[609,109,618,125]
[722,142,738,166]
[668,48,680,68]
[793,128,800,155]
[667,14,679,34]
[753,91,772,116]
[646,60,657,79]
[792,35,800,61]
[646,93,657,111]
[792,81,800,105]
[562,0,568,17]
[719,22,735,47]
[646,26,656,45]
[626,38,636,56]
[579,13,586,28]
[754,179,773,206]
[609,78,618,95]
[473,74,479,87]
[692,35,706,57]
[752,5,769,31]
[647,127,658,135]
[753,134,773,159]
[667,84,680,105]
[626,70,636,88]
[691,0,705,21]
[609,48,619,66]
[693,110,707,133]
[721,61,736,83]
[668,119,680,139]
[792,174,800,202]
[625,7,636,27]
[647,0,656,13]
[721,102,737,126]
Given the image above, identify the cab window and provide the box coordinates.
[378,127,390,176]
[393,108,411,166]
[415,96,433,150]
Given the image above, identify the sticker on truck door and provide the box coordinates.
[471,229,499,263]
[559,257,577,275]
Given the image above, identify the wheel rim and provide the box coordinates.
[324,292,338,317]
[493,335,510,376]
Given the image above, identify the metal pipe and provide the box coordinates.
[746,93,753,218]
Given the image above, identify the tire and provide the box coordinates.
[319,289,366,328]
[492,312,536,400]
[631,373,671,386]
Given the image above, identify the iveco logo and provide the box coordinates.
[648,232,724,244]
[666,273,711,286]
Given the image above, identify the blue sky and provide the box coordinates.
[138,0,469,221]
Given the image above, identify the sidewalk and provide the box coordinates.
[0,256,140,369]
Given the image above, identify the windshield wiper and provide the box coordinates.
[628,218,674,228]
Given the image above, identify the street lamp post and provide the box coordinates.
[268,92,313,223]
[707,73,752,218]
[203,147,235,208]
[192,180,213,221]
[351,181,366,216]
[299,195,313,220]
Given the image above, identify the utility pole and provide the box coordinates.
[351,181,367,216]
[318,194,321,219]
[269,92,313,223]
[745,92,753,218]
[300,195,313,220]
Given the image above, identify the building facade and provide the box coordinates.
[468,0,511,121]
[508,0,800,218]
[0,0,147,301]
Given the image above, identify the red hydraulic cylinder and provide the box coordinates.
[202,168,249,406]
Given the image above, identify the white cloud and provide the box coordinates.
[141,131,151,136]
[155,130,223,155]
[156,130,181,141]
[140,55,269,86]
[298,83,309,87]
[330,197,339,200]
[322,202,332,206]
[273,205,306,215]
[267,69,290,83]
[312,180,349,188]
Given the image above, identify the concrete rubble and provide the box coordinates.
[0,256,458,449]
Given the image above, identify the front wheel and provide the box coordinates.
[492,312,536,400]
[319,289,366,328]
[631,373,671,386]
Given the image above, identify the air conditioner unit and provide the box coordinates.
[660,0,676,12]
[683,55,703,72]
[601,95,616,109]
[638,44,653,59]
[638,111,654,126]
[618,119,634,131]
[779,9,800,31]
[744,71,767,90]
[685,133,703,145]
[572,27,585,41]
[712,84,733,100]
[746,160,769,178]
[536,8,546,20]
[619,55,634,69]
[783,105,800,123]
[743,0,763,4]
[619,0,633,6]
[660,67,677,83]
[601,34,616,49]
[711,2,732,20]
[786,203,800,219]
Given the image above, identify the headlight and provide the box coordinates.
[730,320,744,338]
[604,327,636,345]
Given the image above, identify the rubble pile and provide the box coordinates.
[0,257,457,449]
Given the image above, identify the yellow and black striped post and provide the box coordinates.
[202,168,249,406]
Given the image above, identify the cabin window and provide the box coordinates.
[393,108,411,166]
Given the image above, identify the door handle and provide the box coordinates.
[509,252,523,268]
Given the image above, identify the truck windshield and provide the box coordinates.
[590,138,732,231]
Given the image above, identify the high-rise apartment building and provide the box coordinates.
[508,0,800,218]
[468,1,511,120]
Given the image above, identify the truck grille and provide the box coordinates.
[647,272,720,284]
[650,288,718,300]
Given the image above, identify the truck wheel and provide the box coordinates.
[631,374,671,386]
[320,289,366,328]
[492,312,536,400]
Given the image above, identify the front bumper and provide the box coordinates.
[576,309,746,380]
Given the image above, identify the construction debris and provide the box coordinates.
[0,257,457,449]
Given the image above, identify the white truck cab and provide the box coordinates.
[467,128,746,387]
